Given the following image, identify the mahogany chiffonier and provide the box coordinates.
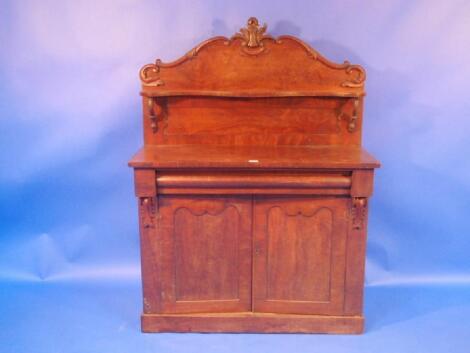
[129,17,380,334]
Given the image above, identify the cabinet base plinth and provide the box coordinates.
[141,312,364,334]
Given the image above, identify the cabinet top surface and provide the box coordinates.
[128,144,380,170]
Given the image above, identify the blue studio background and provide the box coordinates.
[1,1,470,352]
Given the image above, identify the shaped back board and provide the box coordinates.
[140,17,366,146]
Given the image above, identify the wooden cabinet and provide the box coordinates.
[129,17,380,333]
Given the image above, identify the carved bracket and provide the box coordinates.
[351,197,367,230]
[140,197,157,229]
[348,98,359,132]
[337,98,360,133]
[147,98,163,133]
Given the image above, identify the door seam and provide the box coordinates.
[251,194,255,313]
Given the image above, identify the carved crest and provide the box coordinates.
[230,17,276,55]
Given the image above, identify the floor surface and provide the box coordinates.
[1,280,468,353]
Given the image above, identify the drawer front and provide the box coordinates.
[157,170,352,195]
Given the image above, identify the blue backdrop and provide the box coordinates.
[1,1,469,352]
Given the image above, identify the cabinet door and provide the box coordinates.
[253,197,349,315]
[155,196,252,314]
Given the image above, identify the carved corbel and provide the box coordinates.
[351,197,367,230]
[348,98,359,132]
[337,98,360,133]
[140,197,157,229]
[147,98,163,133]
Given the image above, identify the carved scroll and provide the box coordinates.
[140,64,164,87]
[342,65,366,88]
[351,197,367,230]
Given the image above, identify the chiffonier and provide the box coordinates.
[129,17,380,334]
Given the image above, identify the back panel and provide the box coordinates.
[143,96,363,146]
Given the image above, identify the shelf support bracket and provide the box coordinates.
[337,98,360,133]
[347,98,359,132]
[351,197,367,230]
[140,196,157,229]
[147,98,162,133]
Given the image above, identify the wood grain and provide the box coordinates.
[144,96,362,146]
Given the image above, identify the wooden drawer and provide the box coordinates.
[156,170,352,195]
